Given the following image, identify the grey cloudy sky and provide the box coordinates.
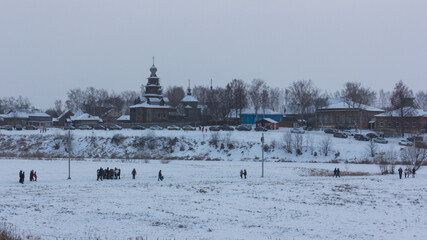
[0,0,426,109]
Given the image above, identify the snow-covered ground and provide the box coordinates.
[0,159,426,239]
[0,128,421,162]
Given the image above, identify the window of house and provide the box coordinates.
[412,121,416,128]
[396,121,400,127]
[343,116,346,124]
[387,120,391,128]
[335,115,340,124]
[404,121,409,127]
[158,113,160,118]
[380,121,383,128]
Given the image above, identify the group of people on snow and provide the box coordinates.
[96,167,121,181]
[239,169,248,179]
[18,169,38,184]
[333,168,340,178]
[398,167,416,179]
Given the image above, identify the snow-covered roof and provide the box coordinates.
[73,109,84,117]
[375,108,427,117]
[228,108,282,118]
[181,95,198,103]
[52,118,58,122]
[257,118,278,124]
[5,111,29,118]
[148,98,161,103]
[318,101,384,112]
[58,110,72,119]
[28,112,51,117]
[184,105,192,109]
[130,102,171,109]
[117,115,130,121]
[70,113,102,122]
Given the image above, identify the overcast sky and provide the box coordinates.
[0,0,426,109]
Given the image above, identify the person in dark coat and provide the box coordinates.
[412,168,416,178]
[336,168,340,178]
[333,168,337,177]
[99,168,104,181]
[19,170,23,184]
[118,169,121,179]
[158,170,163,181]
[240,169,243,179]
[30,170,34,181]
[243,169,247,179]
[398,167,403,179]
[132,168,136,179]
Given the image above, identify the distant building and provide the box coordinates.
[375,108,427,134]
[2,110,52,127]
[130,61,171,123]
[117,115,130,124]
[228,108,284,125]
[54,110,74,126]
[316,100,384,129]
[256,118,279,129]
[68,113,102,126]
[175,83,202,123]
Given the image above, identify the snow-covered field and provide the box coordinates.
[1,159,426,240]
[0,128,420,162]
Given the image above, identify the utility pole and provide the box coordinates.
[261,132,264,178]
[67,129,71,180]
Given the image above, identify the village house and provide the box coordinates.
[316,100,384,129]
[2,110,53,127]
[375,108,427,135]
[68,112,102,126]
[228,108,283,125]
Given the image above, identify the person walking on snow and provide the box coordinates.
[412,168,416,178]
[240,169,243,179]
[34,171,37,181]
[398,167,403,179]
[333,168,337,177]
[132,168,136,179]
[158,170,163,181]
[336,168,340,178]
[29,170,34,181]
[243,169,247,179]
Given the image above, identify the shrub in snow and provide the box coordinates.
[111,134,124,145]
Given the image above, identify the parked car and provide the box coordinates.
[236,125,251,131]
[255,126,268,132]
[150,125,163,130]
[343,130,357,136]
[324,128,337,134]
[373,137,388,144]
[333,132,348,138]
[93,124,106,130]
[399,139,413,146]
[15,124,23,130]
[366,132,379,139]
[131,125,146,130]
[64,125,76,130]
[220,125,234,131]
[407,136,423,142]
[291,128,305,134]
[25,125,38,130]
[0,125,13,130]
[182,125,196,131]
[167,125,181,130]
[109,124,122,130]
[209,126,221,131]
[354,134,370,141]
[76,125,92,130]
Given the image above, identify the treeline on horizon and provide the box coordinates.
[0,79,426,120]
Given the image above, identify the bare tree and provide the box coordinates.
[401,145,427,171]
[415,90,427,111]
[292,133,303,155]
[366,139,377,158]
[391,80,414,137]
[282,131,293,153]
[65,88,85,112]
[378,89,392,110]
[319,136,332,156]
[54,100,63,114]
[248,79,265,121]
[341,82,376,130]
[269,87,281,112]
[228,79,248,119]
[165,86,185,107]
[260,85,270,116]
[287,80,318,119]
